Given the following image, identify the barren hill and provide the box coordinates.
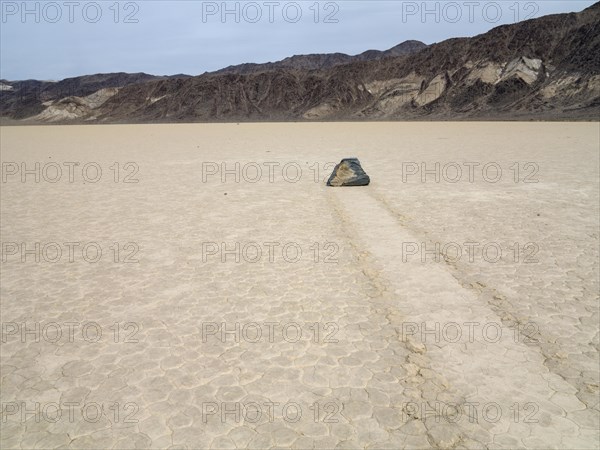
[1,3,599,123]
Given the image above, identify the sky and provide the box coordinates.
[0,0,597,80]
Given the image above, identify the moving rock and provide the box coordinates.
[327,158,370,187]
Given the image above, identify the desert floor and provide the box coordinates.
[1,122,598,449]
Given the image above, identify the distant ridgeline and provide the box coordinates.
[1,3,599,123]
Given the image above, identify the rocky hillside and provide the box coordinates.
[0,73,188,120]
[2,3,599,123]
[212,40,428,75]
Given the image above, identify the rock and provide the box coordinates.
[327,158,370,187]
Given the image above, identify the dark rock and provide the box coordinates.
[327,158,370,187]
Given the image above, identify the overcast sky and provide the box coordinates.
[0,0,596,80]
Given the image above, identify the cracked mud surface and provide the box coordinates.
[1,123,598,448]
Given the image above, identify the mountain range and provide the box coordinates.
[1,3,599,123]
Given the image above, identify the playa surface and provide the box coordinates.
[1,122,598,449]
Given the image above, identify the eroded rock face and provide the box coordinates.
[499,56,543,85]
[32,88,120,122]
[327,158,370,187]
